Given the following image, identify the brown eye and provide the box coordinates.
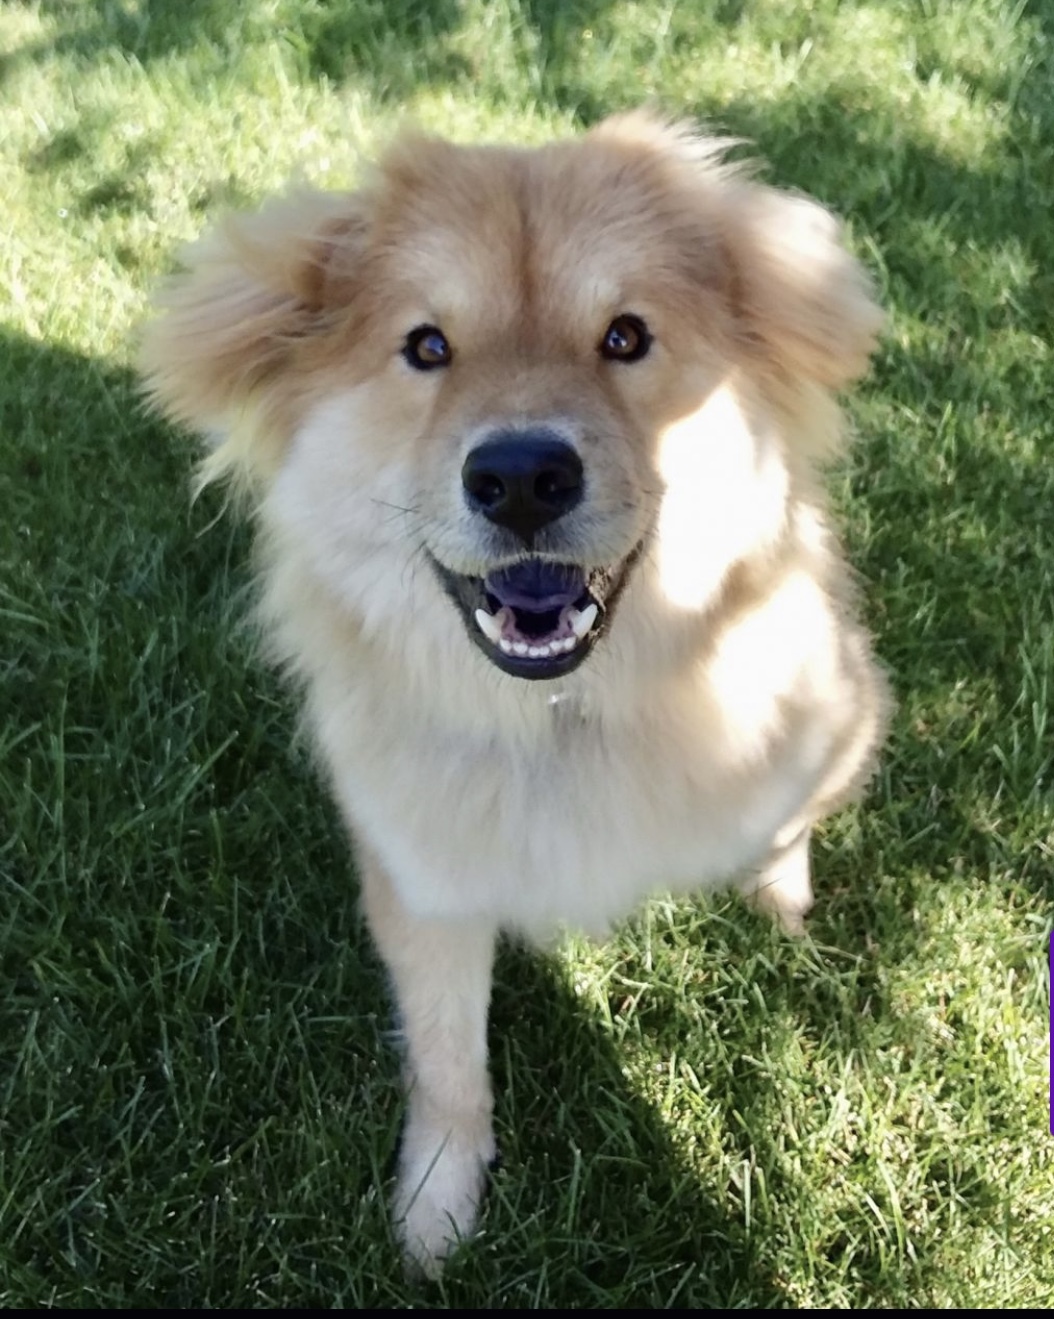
[599,314,651,363]
[403,325,452,371]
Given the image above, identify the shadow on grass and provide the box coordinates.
[2,0,474,95]
[3,0,254,72]
[441,940,786,1306]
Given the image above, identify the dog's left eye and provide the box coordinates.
[599,314,651,363]
[403,325,453,371]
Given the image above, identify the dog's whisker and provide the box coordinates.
[397,541,432,598]
[371,497,422,518]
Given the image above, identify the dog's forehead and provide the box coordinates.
[372,137,701,330]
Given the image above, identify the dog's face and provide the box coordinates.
[144,114,881,684]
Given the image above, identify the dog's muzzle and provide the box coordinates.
[431,429,640,680]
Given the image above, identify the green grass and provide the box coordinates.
[2,0,1052,1306]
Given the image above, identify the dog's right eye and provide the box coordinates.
[402,325,453,371]
[599,314,651,363]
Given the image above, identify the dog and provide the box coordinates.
[142,111,888,1274]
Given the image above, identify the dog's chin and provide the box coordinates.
[430,548,642,681]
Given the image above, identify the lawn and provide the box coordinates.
[1,0,1052,1306]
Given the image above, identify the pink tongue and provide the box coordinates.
[484,562,585,611]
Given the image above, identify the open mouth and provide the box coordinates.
[432,554,638,680]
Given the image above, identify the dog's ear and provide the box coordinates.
[726,185,883,390]
[590,113,882,389]
[141,190,371,486]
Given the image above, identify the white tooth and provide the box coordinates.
[558,637,576,652]
[513,642,529,656]
[499,638,515,654]
[528,645,545,658]
[570,603,598,639]
[474,608,504,644]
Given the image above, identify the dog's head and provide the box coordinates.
[143,113,881,685]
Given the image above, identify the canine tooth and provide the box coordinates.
[499,638,515,654]
[474,608,504,644]
[513,642,529,656]
[570,603,598,639]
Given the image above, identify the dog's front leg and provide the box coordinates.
[359,851,497,1276]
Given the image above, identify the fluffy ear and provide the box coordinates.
[590,113,882,388]
[727,185,884,389]
[141,189,370,484]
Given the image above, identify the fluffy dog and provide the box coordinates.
[143,111,888,1273]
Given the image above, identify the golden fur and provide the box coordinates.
[143,112,888,1273]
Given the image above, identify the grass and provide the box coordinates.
[1,0,1052,1306]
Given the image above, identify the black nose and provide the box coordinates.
[461,431,584,542]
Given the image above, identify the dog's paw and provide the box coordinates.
[394,1113,496,1278]
[740,829,814,937]
[747,879,812,936]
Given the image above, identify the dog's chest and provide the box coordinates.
[337,682,827,936]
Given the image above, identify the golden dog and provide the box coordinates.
[143,112,888,1273]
